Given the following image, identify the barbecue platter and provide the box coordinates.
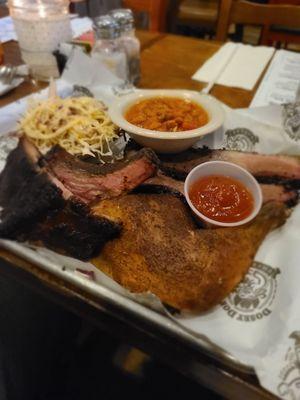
[0,93,299,313]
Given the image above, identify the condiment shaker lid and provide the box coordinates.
[109,8,134,32]
[93,15,121,39]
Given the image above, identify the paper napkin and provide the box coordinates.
[70,17,93,38]
[0,16,17,43]
[192,42,275,91]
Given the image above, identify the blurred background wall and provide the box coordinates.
[74,0,122,16]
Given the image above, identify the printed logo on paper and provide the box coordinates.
[225,128,259,152]
[221,261,280,322]
[277,331,300,399]
[282,102,300,141]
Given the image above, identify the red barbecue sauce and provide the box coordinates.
[189,175,254,223]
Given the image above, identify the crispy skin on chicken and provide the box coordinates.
[92,194,288,312]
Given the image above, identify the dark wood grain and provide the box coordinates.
[216,0,300,44]
[138,33,257,108]
[122,0,170,31]
[1,33,256,109]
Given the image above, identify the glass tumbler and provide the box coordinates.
[8,0,72,81]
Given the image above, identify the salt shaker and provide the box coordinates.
[109,8,141,85]
[92,15,128,81]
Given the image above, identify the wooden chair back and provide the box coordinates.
[266,0,300,46]
[122,0,169,31]
[216,0,300,44]
[268,0,300,4]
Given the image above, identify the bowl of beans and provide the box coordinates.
[109,89,225,153]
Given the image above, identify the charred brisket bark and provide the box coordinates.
[28,200,120,260]
[158,147,300,181]
[0,138,121,260]
[0,138,65,238]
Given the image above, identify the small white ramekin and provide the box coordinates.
[108,89,225,154]
[184,161,263,227]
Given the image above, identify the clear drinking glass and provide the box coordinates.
[8,0,72,81]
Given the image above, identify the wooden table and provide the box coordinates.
[0,8,276,400]
[1,24,257,108]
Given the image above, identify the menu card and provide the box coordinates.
[251,49,300,107]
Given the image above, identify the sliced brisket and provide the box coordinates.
[0,138,65,237]
[140,171,299,207]
[43,145,159,204]
[0,137,43,208]
[158,147,300,182]
[0,138,121,260]
[29,200,120,260]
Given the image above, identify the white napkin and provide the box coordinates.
[0,78,23,97]
[62,46,123,88]
[0,16,17,43]
[70,17,93,38]
[0,65,29,97]
[192,42,275,91]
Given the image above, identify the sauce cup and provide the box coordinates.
[184,161,263,227]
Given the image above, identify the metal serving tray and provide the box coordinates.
[0,127,254,376]
[0,239,254,375]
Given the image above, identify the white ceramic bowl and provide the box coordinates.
[184,161,263,227]
[108,89,225,153]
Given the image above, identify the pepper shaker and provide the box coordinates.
[110,8,141,85]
